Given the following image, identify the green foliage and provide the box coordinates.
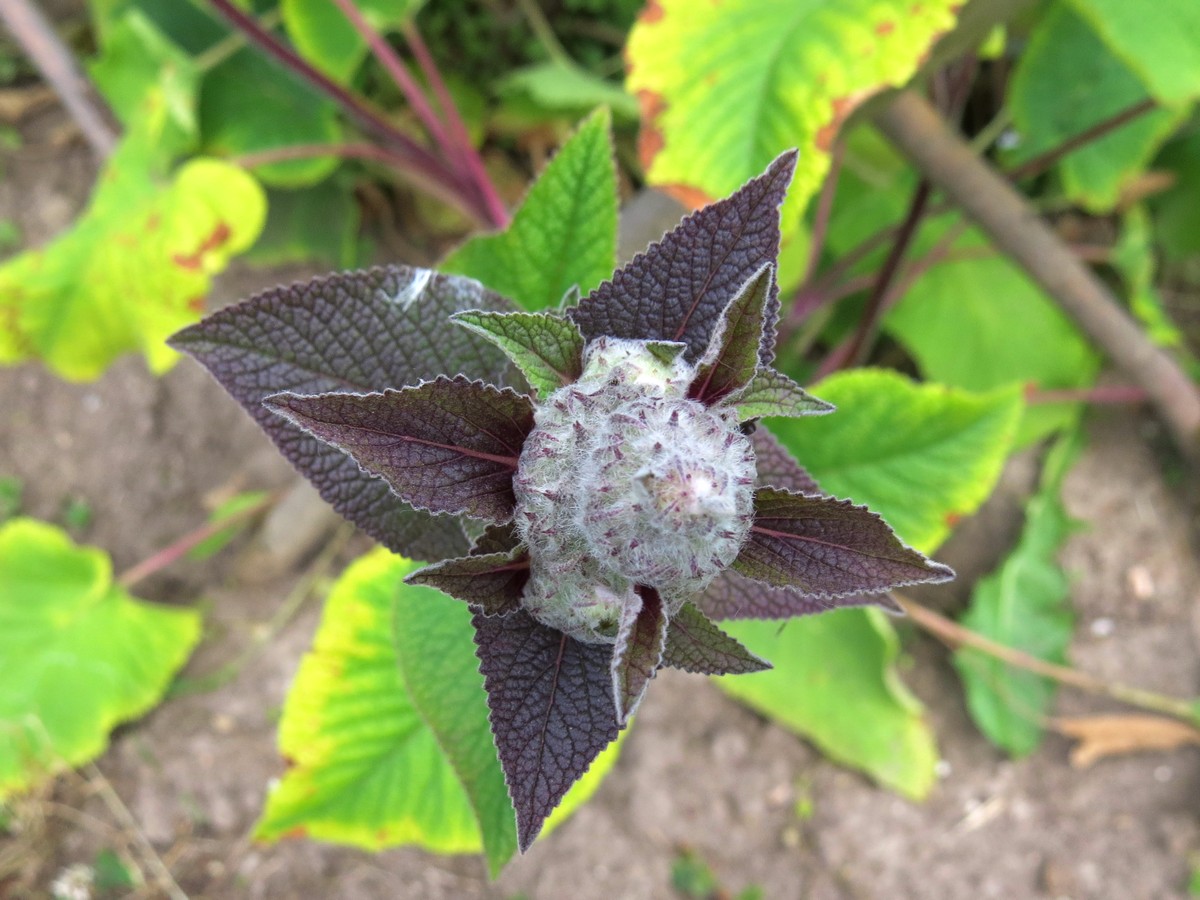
[1067,0,1200,106]
[498,61,640,124]
[282,0,420,83]
[954,433,1082,756]
[0,478,21,524]
[720,372,1020,795]
[768,370,1024,553]
[442,109,618,311]
[0,95,266,380]
[257,549,623,864]
[1150,129,1200,263]
[0,519,201,797]
[1007,3,1187,212]
[1113,206,1189,350]
[243,179,361,269]
[721,609,937,798]
[199,47,342,187]
[451,310,585,398]
[625,0,962,219]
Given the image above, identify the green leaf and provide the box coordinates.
[442,108,617,311]
[186,490,270,562]
[255,550,481,852]
[1149,130,1200,262]
[718,609,938,799]
[199,46,341,187]
[450,310,584,398]
[0,518,201,797]
[1007,3,1186,213]
[393,571,516,874]
[625,0,962,218]
[282,0,421,83]
[259,549,624,867]
[87,9,200,157]
[498,61,640,124]
[727,368,833,421]
[0,96,266,380]
[244,179,361,269]
[767,370,1023,555]
[883,243,1100,447]
[1067,0,1200,106]
[954,434,1082,756]
[1112,205,1189,349]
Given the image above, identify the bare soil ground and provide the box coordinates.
[3,101,1200,900]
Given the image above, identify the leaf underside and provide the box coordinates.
[472,609,622,852]
[689,263,774,405]
[170,266,515,561]
[610,588,668,725]
[570,151,796,365]
[697,567,901,621]
[660,601,771,673]
[265,376,534,523]
[736,488,954,597]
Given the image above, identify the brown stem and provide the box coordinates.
[875,90,1200,461]
[894,593,1200,726]
[116,492,277,589]
[0,0,117,158]
[805,140,845,282]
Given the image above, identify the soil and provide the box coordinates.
[3,96,1200,900]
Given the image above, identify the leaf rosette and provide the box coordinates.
[172,149,952,852]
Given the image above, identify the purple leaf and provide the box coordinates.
[265,376,534,523]
[734,488,955,597]
[169,266,514,561]
[570,151,796,364]
[405,545,529,616]
[750,426,821,494]
[689,264,774,406]
[610,587,668,725]
[660,601,771,674]
[473,610,622,851]
[696,568,902,621]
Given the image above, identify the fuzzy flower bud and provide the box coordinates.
[514,337,755,643]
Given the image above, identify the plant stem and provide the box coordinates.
[894,593,1200,726]
[804,140,845,284]
[800,97,1160,332]
[327,0,450,150]
[116,492,277,589]
[1008,98,1157,182]
[838,179,932,370]
[205,0,491,226]
[233,141,418,168]
[875,90,1200,461]
[0,0,117,158]
[403,23,510,229]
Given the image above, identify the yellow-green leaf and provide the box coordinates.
[0,519,201,797]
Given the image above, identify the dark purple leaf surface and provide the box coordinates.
[689,264,773,406]
[610,588,667,725]
[660,601,771,674]
[169,266,514,561]
[406,547,529,616]
[696,568,901,621]
[265,376,533,522]
[570,151,796,363]
[473,610,622,851]
[735,489,955,597]
[750,427,821,494]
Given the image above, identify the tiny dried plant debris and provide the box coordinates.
[173,150,952,852]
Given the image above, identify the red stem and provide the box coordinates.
[403,22,510,229]
[326,0,450,150]
[116,493,277,589]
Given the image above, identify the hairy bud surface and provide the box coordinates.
[514,337,756,643]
